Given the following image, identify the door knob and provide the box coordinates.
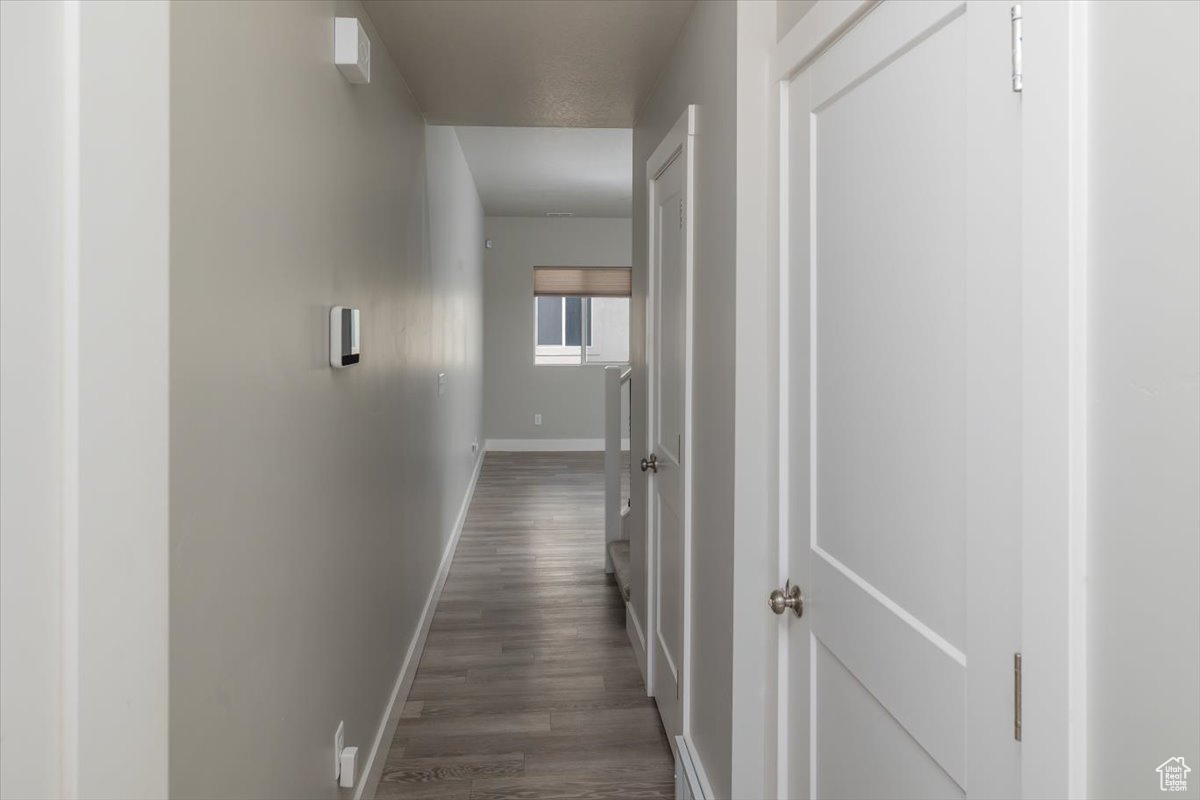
[768,580,804,617]
[640,454,658,473]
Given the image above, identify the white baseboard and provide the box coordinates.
[626,602,648,690]
[674,733,715,800]
[485,437,631,452]
[355,450,484,800]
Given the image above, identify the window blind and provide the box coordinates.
[533,267,632,298]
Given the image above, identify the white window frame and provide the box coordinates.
[533,295,629,367]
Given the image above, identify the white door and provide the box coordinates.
[773,2,1022,797]
[646,109,693,741]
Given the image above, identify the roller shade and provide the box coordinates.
[533,267,632,298]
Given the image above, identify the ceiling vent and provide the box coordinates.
[545,211,574,218]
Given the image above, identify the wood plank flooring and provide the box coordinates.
[375,452,673,800]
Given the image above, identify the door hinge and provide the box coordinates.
[679,199,684,229]
[1014,652,1023,741]
[1011,5,1023,92]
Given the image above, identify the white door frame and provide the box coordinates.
[65,3,172,795]
[0,2,171,797]
[745,2,1089,797]
[643,104,696,743]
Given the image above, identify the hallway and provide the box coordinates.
[4,2,1198,798]
[375,452,673,799]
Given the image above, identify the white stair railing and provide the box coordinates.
[604,365,632,572]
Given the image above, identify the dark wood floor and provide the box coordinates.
[374,452,674,800]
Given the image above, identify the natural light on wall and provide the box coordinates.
[533,267,631,366]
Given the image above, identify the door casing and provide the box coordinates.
[643,104,697,760]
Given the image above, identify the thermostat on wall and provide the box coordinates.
[330,306,360,368]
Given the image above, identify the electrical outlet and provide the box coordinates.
[534,413,542,426]
[334,720,345,781]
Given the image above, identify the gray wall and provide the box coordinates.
[169,3,484,797]
[483,216,632,442]
[428,125,487,532]
[1087,3,1200,797]
[632,1,738,795]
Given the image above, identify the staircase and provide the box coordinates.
[607,539,632,601]
[604,365,633,605]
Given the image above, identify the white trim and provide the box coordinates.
[644,104,696,738]
[1019,2,1089,797]
[59,3,171,795]
[647,106,695,177]
[674,733,716,800]
[61,3,81,793]
[484,438,628,452]
[730,1,778,796]
[626,601,649,688]
[355,449,485,800]
[772,48,793,800]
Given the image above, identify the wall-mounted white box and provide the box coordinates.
[334,17,370,84]
[338,746,358,788]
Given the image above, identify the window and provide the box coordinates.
[534,267,630,366]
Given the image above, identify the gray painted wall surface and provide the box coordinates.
[427,125,487,533]
[483,216,632,441]
[169,3,483,797]
[632,1,738,794]
[1088,3,1200,797]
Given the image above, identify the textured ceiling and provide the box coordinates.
[452,126,631,217]
[362,0,696,127]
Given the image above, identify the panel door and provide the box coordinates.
[650,150,687,737]
[777,2,1023,797]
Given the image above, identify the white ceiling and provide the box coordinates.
[362,0,696,127]
[453,127,631,218]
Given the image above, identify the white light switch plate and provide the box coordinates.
[534,414,542,426]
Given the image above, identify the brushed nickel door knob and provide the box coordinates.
[768,580,804,617]
[640,454,658,473]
